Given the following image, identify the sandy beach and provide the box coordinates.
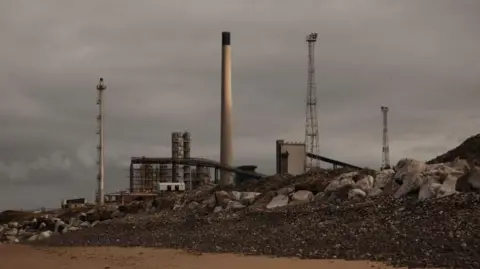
[0,244,412,269]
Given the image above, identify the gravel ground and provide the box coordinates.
[31,193,480,268]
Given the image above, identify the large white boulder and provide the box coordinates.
[373,169,395,189]
[418,178,442,200]
[394,158,427,176]
[348,188,366,200]
[325,172,356,193]
[395,158,468,199]
[449,158,470,176]
[266,194,289,209]
[369,169,395,197]
[354,175,375,193]
[394,173,428,198]
[225,200,246,210]
[291,190,314,202]
[393,159,427,198]
[368,188,383,197]
[54,220,66,233]
[215,191,231,207]
[240,192,261,205]
[229,191,242,201]
[38,231,52,240]
[4,228,18,236]
[437,175,458,198]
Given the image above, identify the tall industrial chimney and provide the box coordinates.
[381,106,391,170]
[220,31,234,186]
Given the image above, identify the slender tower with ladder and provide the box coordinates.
[305,33,320,170]
[381,106,391,170]
[96,78,106,205]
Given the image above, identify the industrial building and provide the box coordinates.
[128,131,212,193]
[276,140,307,175]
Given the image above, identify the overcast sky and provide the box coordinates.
[1,0,479,210]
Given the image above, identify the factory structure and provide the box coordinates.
[87,31,390,206]
[275,140,306,175]
[128,131,211,193]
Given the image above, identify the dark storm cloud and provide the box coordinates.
[1,0,480,209]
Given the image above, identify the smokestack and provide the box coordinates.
[220,31,234,186]
[381,106,391,170]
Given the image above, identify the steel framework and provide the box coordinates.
[305,33,320,169]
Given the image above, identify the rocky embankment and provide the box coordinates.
[429,134,480,164]
[0,204,129,244]
[2,157,480,268]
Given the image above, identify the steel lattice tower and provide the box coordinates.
[305,33,320,169]
[96,78,106,205]
[381,106,391,170]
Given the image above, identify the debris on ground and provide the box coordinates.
[4,135,480,268]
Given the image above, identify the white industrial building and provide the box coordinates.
[275,140,306,175]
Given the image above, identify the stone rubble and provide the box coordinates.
[31,192,480,269]
[1,156,480,268]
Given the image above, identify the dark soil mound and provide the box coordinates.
[428,134,480,164]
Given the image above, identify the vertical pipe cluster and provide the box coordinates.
[171,132,181,182]
[381,106,391,170]
[220,31,234,186]
[182,132,191,189]
[171,131,192,184]
[129,163,134,193]
[96,78,106,205]
[159,164,168,182]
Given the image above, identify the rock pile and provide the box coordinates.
[4,154,480,268]
[429,133,480,164]
[0,204,131,244]
[33,193,480,268]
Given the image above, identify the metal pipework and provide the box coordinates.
[182,132,191,189]
[171,132,181,182]
[220,31,234,186]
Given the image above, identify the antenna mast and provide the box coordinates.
[96,78,107,205]
[305,33,320,170]
[381,106,391,170]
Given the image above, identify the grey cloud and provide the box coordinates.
[1,0,480,210]
[0,151,72,181]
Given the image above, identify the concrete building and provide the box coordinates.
[276,140,306,175]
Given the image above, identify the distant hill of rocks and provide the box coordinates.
[428,133,480,164]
